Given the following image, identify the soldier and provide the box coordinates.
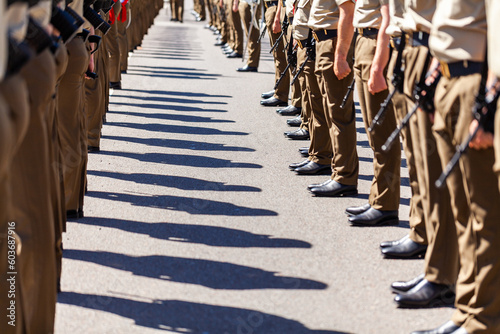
[411,0,500,332]
[306,0,359,197]
[259,0,289,107]
[378,0,428,260]
[236,0,261,71]
[344,0,401,226]
[488,1,500,193]
[108,0,123,88]
[58,0,91,219]
[172,0,184,22]
[288,0,332,175]
[274,0,303,123]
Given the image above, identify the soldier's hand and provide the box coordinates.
[273,17,281,33]
[469,119,494,149]
[334,58,351,80]
[368,70,387,94]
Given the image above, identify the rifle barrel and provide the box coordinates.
[340,78,356,109]
[368,88,396,132]
[382,102,419,152]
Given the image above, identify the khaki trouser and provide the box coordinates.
[229,0,243,54]
[14,49,58,334]
[0,83,24,334]
[296,47,309,131]
[58,37,89,213]
[238,0,260,67]
[107,22,121,83]
[387,45,427,244]
[117,11,129,73]
[286,17,301,108]
[0,74,29,334]
[265,4,288,102]
[404,44,459,286]
[194,0,206,19]
[315,37,358,185]
[354,34,400,211]
[297,44,332,165]
[172,0,184,22]
[495,98,500,191]
[87,31,106,149]
[434,73,500,334]
[47,43,69,283]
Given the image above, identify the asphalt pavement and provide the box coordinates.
[54,3,454,333]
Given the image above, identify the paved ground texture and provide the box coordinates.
[55,3,453,334]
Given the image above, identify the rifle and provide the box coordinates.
[435,73,499,189]
[382,53,440,153]
[291,32,315,85]
[269,15,288,54]
[368,32,407,132]
[340,31,358,109]
[274,40,297,90]
[340,78,355,109]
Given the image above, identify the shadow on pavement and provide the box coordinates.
[64,250,326,290]
[97,151,261,168]
[109,101,228,113]
[120,87,231,99]
[87,170,261,192]
[110,93,228,105]
[106,121,248,135]
[102,135,255,152]
[86,191,277,216]
[107,109,234,123]
[58,293,350,333]
[76,218,311,248]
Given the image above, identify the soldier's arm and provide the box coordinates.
[273,0,282,33]
[233,0,239,12]
[368,3,390,94]
[334,0,355,80]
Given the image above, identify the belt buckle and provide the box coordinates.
[297,39,303,49]
[440,61,451,79]
[358,28,364,36]
[312,31,319,42]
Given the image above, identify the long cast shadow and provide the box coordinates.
[64,250,326,290]
[58,293,349,333]
[120,87,231,99]
[110,94,227,105]
[102,135,255,152]
[106,110,233,123]
[77,218,311,248]
[97,151,262,169]
[85,191,277,216]
[106,121,248,136]
[87,170,261,192]
[109,103,227,113]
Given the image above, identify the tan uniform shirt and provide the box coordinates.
[292,0,311,40]
[29,0,52,28]
[401,0,434,34]
[0,0,6,81]
[69,0,92,32]
[308,0,354,30]
[385,0,404,36]
[6,2,29,43]
[285,0,295,18]
[486,0,500,77]
[353,0,387,29]
[429,0,486,63]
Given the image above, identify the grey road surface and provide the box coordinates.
[55,3,454,334]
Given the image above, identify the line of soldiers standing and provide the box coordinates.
[0,0,163,332]
[203,0,500,333]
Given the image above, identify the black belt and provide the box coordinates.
[390,36,402,49]
[357,27,379,37]
[411,31,429,47]
[440,60,483,79]
[76,29,90,42]
[312,29,337,42]
[297,38,308,49]
[265,1,278,8]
